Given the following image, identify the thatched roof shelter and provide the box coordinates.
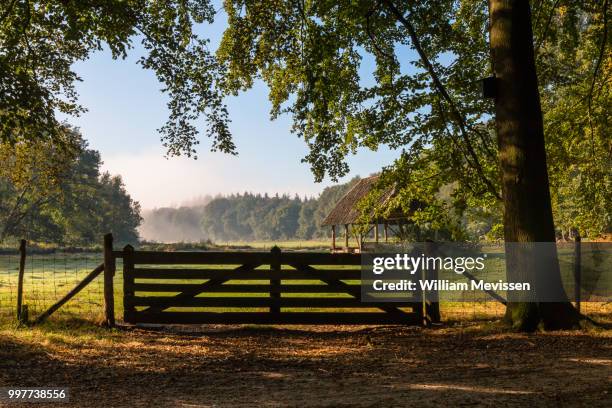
[321,175,415,252]
[321,175,406,226]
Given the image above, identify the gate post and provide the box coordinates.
[573,234,581,313]
[103,233,116,327]
[123,245,135,323]
[423,240,441,325]
[270,246,281,316]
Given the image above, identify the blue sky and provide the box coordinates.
[60,8,402,209]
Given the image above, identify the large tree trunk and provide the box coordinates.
[488,0,580,330]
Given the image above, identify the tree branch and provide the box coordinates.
[365,1,395,62]
[383,0,501,200]
[534,0,562,55]
[0,184,30,240]
[587,0,608,156]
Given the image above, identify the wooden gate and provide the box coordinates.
[122,246,423,325]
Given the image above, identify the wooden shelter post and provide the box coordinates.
[374,223,379,243]
[384,223,388,242]
[344,224,349,251]
[331,225,336,250]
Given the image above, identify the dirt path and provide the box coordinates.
[1,322,610,407]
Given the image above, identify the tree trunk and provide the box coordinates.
[488,0,580,330]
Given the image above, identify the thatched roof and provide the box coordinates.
[321,175,410,226]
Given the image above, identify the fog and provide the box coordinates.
[138,197,213,242]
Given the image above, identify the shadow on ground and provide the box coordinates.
[0,320,610,407]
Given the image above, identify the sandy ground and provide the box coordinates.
[0,322,611,407]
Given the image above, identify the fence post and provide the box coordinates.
[270,246,281,316]
[123,245,135,323]
[574,234,581,313]
[16,239,26,323]
[423,240,440,325]
[103,233,116,327]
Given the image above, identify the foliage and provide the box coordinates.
[0,131,141,245]
[537,1,611,238]
[214,0,610,239]
[0,129,80,241]
[217,0,498,211]
[0,0,231,157]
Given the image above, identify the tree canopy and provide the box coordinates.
[215,0,610,238]
[0,0,232,157]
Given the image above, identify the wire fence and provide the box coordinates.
[0,251,123,323]
[0,246,609,325]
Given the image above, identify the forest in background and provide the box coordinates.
[140,178,361,243]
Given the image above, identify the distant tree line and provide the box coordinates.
[0,130,141,245]
[141,178,361,243]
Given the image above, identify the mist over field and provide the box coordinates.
[138,178,361,243]
[139,206,208,243]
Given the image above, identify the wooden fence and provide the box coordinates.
[120,245,424,325]
[12,234,590,327]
